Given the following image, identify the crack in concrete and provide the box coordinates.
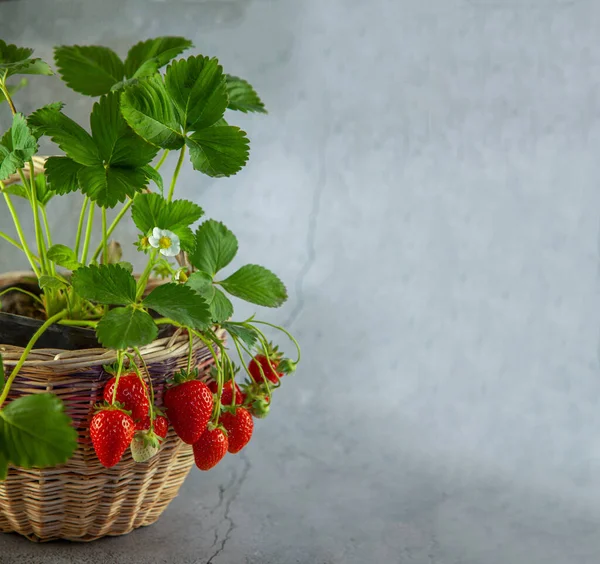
[285,117,331,328]
[204,452,252,564]
[427,530,440,564]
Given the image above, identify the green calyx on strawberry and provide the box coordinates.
[248,342,284,385]
[193,422,229,471]
[164,368,213,445]
[103,370,150,423]
[240,380,271,418]
[90,402,136,468]
[130,428,161,462]
[277,358,297,375]
[250,397,271,419]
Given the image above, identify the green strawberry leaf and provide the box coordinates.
[218,264,287,308]
[28,104,101,166]
[6,58,53,78]
[46,244,81,270]
[71,263,136,305]
[0,147,21,180]
[125,36,193,78]
[188,220,238,276]
[132,193,203,250]
[186,272,234,323]
[0,113,38,181]
[165,55,228,130]
[2,183,28,199]
[221,322,259,348]
[90,92,158,167]
[0,394,77,478]
[186,125,249,177]
[143,283,211,329]
[54,45,124,96]
[38,275,68,290]
[0,40,33,68]
[225,75,267,114]
[78,164,148,208]
[33,172,54,206]
[120,75,184,150]
[210,289,234,322]
[43,156,83,195]
[96,306,158,349]
[141,165,164,194]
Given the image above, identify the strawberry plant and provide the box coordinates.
[0,36,301,476]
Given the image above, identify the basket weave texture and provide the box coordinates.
[0,276,219,542]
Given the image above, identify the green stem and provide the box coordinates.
[39,206,56,276]
[0,310,67,407]
[0,79,17,115]
[74,196,89,257]
[80,201,95,264]
[0,230,26,254]
[155,150,169,171]
[187,329,193,373]
[26,162,47,273]
[1,189,41,277]
[101,207,108,264]
[167,146,186,202]
[0,286,44,306]
[135,249,158,301]
[91,199,132,262]
[132,347,155,419]
[245,320,302,364]
[111,351,125,405]
[58,319,98,328]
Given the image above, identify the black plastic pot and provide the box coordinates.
[0,273,173,350]
[0,311,100,350]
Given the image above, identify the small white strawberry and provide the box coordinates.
[130,429,160,462]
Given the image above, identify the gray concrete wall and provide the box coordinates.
[1,1,600,562]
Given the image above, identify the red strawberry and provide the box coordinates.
[136,414,169,439]
[193,427,228,470]
[220,408,254,454]
[249,355,282,384]
[103,373,149,422]
[208,380,245,406]
[90,405,136,468]
[164,370,213,444]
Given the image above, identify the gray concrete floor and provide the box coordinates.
[2,0,600,562]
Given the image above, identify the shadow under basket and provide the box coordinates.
[0,294,221,542]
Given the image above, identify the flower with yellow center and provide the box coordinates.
[148,227,181,257]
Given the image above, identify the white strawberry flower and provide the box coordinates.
[148,227,181,257]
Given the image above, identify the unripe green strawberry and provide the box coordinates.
[130,429,160,462]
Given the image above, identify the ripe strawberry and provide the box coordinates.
[103,373,149,422]
[220,408,254,454]
[164,370,213,444]
[208,380,245,406]
[193,427,229,470]
[90,405,136,468]
[136,414,169,438]
[249,354,282,384]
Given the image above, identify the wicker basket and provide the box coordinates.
[0,273,220,542]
